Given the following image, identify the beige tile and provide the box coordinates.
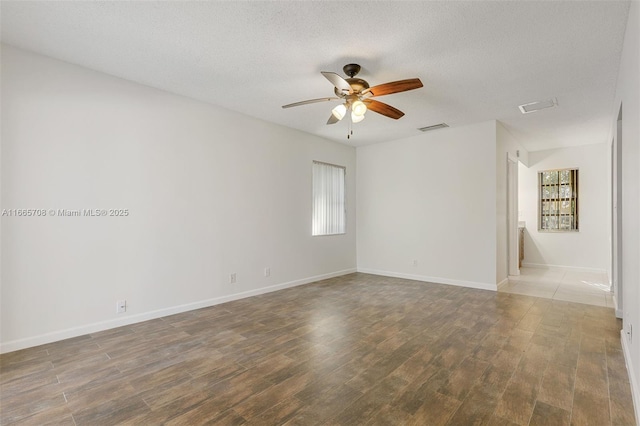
[499,281,519,292]
[562,270,608,286]
[557,284,610,297]
[517,267,565,281]
[553,290,607,307]
[503,282,558,298]
[605,294,615,308]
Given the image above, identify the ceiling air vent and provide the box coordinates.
[418,123,449,132]
[518,98,558,114]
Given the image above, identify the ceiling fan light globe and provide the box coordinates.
[332,104,347,120]
[352,100,367,116]
[351,112,365,123]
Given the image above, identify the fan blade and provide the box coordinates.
[363,78,423,97]
[327,113,341,125]
[364,99,405,119]
[321,72,353,94]
[282,97,340,108]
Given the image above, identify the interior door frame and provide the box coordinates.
[612,107,623,318]
[507,154,520,276]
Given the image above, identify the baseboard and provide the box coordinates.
[0,268,356,354]
[497,278,509,289]
[357,268,497,292]
[613,296,623,318]
[621,330,640,425]
[522,262,607,275]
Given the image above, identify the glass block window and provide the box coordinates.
[539,168,578,231]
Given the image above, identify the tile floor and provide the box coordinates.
[500,267,613,308]
[1,273,635,425]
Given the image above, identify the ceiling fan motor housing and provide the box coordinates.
[334,77,370,97]
[335,64,370,96]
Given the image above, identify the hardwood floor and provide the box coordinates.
[1,273,636,425]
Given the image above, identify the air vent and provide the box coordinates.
[518,98,558,114]
[418,123,449,132]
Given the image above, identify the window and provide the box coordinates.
[312,161,346,236]
[539,168,578,231]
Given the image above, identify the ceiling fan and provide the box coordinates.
[282,64,423,125]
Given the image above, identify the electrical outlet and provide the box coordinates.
[116,300,126,314]
[412,260,418,267]
[264,267,270,277]
[229,273,237,284]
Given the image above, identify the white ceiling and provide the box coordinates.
[0,1,630,150]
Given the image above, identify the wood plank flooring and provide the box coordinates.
[1,273,636,425]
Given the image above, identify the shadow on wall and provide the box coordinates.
[526,150,556,167]
[522,228,545,266]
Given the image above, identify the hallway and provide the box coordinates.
[500,267,613,308]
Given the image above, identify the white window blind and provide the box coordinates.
[312,161,346,236]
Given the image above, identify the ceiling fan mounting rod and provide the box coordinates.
[343,63,361,78]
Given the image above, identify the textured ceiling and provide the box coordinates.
[0,1,631,150]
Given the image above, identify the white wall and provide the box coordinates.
[518,144,610,272]
[496,122,529,284]
[0,45,357,353]
[612,0,640,419]
[356,121,498,290]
